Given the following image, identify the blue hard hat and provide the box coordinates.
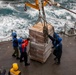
[53,32,59,38]
[12,32,17,37]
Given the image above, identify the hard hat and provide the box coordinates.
[12,63,18,71]
[12,32,17,37]
[53,32,59,38]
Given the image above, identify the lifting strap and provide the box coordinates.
[45,0,76,15]
[35,0,48,43]
[40,0,48,43]
[60,6,76,15]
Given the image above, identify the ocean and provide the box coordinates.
[0,0,76,41]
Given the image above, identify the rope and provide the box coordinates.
[41,0,48,43]
[35,10,43,25]
[34,0,48,43]
[44,0,76,15]
[60,6,76,15]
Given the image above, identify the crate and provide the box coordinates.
[29,22,53,63]
[29,22,53,43]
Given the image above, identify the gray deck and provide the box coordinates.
[0,34,76,75]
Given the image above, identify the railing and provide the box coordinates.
[61,22,76,36]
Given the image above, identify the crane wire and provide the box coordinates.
[44,0,76,15]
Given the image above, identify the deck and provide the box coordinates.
[0,34,76,75]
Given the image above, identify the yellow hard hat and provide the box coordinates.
[12,63,18,71]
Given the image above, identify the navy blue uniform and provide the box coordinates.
[19,39,30,66]
[48,33,62,64]
[12,35,19,59]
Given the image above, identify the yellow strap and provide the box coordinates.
[25,2,39,10]
[25,0,49,10]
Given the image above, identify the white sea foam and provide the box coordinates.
[0,15,30,41]
[0,3,76,42]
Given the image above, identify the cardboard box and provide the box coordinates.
[29,22,53,63]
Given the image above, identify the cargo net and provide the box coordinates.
[63,22,76,36]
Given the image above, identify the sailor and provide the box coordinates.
[0,69,6,75]
[20,38,30,66]
[12,33,20,59]
[18,37,23,61]
[18,37,23,53]
[8,63,21,75]
[48,32,62,64]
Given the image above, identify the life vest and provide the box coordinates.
[21,40,28,52]
[10,68,21,75]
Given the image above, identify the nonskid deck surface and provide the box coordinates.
[0,35,76,75]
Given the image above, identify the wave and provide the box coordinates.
[0,1,76,41]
